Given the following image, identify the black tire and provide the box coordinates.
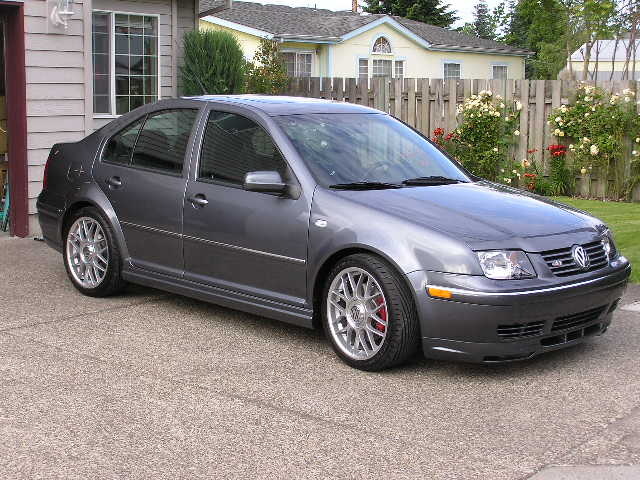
[321,253,420,371]
[63,206,127,297]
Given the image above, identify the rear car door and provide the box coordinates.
[93,107,200,276]
[182,108,310,306]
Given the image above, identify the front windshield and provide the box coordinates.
[275,113,471,187]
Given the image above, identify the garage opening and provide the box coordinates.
[0,1,27,237]
[0,16,9,234]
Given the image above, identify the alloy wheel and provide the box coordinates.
[66,217,109,288]
[326,267,388,360]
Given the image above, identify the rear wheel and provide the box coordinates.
[64,207,126,297]
[322,254,419,371]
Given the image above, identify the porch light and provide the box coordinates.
[50,0,75,30]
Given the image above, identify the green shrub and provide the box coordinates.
[181,30,245,95]
[246,39,290,95]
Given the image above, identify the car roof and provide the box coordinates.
[184,95,383,116]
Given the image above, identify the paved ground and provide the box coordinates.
[1,237,639,480]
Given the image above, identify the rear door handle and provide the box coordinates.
[188,194,208,208]
[106,176,122,189]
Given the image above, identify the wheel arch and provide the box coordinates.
[60,191,130,262]
[310,245,418,329]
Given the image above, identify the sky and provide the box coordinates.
[238,1,502,27]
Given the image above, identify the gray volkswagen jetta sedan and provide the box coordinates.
[37,96,631,371]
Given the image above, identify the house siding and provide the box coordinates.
[23,0,196,235]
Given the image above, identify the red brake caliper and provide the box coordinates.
[374,297,387,332]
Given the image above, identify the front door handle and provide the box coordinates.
[188,194,209,208]
[106,176,122,189]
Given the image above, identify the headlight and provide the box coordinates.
[476,250,537,280]
[601,229,617,259]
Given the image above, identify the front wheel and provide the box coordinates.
[322,254,420,371]
[63,207,126,297]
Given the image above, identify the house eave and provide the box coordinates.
[275,34,340,44]
[428,44,533,57]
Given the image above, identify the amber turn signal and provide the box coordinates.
[427,287,453,299]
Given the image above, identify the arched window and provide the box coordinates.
[372,37,392,54]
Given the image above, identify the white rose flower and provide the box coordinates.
[580,168,587,174]
[514,130,520,136]
[559,131,565,137]
[555,117,562,123]
[636,138,640,143]
[515,101,522,111]
[512,169,517,174]
[633,150,639,156]
[493,147,499,152]
[590,144,599,156]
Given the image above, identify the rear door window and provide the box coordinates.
[102,118,144,165]
[131,109,199,174]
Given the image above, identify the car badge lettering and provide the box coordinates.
[571,245,590,270]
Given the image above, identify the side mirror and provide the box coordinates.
[243,171,288,195]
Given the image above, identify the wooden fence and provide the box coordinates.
[284,77,640,201]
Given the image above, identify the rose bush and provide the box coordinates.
[434,90,521,182]
[548,83,640,199]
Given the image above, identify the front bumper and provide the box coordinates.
[407,259,631,363]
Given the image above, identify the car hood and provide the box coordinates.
[333,181,601,247]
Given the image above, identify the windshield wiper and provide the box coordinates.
[401,176,467,186]
[329,181,403,190]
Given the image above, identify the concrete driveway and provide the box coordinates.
[1,236,639,479]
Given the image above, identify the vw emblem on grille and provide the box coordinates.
[571,245,590,270]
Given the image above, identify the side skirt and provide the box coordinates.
[122,268,315,329]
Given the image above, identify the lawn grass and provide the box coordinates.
[552,197,639,283]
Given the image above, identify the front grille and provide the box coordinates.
[497,320,545,339]
[551,305,606,332]
[541,241,609,277]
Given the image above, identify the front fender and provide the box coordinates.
[307,187,482,293]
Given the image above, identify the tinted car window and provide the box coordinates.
[131,109,199,174]
[199,111,286,185]
[102,118,144,165]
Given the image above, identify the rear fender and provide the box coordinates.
[62,183,131,262]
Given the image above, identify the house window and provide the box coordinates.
[92,12,159,116]
[358,58,369,79]
[394,60,405,80]
[283,52,313,77]
[493,65,508,79]
[372,59,392,78]
[443,62,461,80]
[372,37,392,54]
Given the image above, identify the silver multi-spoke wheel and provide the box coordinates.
[327,267,388,360]
[65,217,109,288]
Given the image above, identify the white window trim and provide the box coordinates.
[370,35,393,55]
[491,63,509,80]
[92,9,161,118]
[442,60,462,79]
[281,49,316,77]
[356,55,369,78]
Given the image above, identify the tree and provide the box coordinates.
[472,0,497,40]
[181,29,245,95]
[245,39,290,95]
[363,0,458,28]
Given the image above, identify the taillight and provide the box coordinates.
[43,149,56,189]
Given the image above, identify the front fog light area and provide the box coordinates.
[477,250,537,280]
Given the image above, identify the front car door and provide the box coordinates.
[93,106,201,276]
[182,107,310,308]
